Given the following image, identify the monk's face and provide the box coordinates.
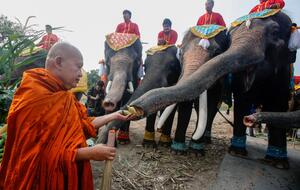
[59,55,83,89]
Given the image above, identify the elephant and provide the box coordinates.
[129,25,229,154]
[102,33,142,143]
[129,10,295,169]
[97,45,181,146]
[244,88,300,129]
[158,26,229,154]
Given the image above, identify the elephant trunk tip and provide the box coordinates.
[127,105,145,117]
[102,99,117,112]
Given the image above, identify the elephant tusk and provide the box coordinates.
[127,81,134,94]
[156,103,177,130]
[192,90,207,140]
[105,81,112,94]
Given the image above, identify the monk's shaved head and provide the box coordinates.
[45,42,83,90]
[46,42,82,68]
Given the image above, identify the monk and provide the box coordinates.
[0,42,132,189]
[38,25,59,51]
[250,0,285,13]
[157,18,178,45]
[115,10,141,37]
[196,0,226,27]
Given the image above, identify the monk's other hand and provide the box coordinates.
[90,144,116,161]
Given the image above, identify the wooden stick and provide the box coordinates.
[100,130,115,190]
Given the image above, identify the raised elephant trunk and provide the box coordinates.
[130,29,266,116]
[103,72,127,112]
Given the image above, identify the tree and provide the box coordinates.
[0,15,45,124]
[87,69,100,88]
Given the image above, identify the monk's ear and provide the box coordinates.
[54,56,63,70]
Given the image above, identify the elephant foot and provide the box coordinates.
[158,134,172,147]
[171,141,188,155]
[228,145,248,158]
[117,130,130,145]
[142,131,156,148]
[203,131,212,144]
[203,136,212,144]
[261,146,289,169]
[188,141,205,157]
[229,136,247,157]
[142,139,157,149]
[258,155,289,170]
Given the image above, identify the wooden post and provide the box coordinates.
[100,130,116,190]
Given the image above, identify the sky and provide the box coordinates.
[1,0,300,75]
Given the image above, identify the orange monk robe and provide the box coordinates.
[197,12,226,27]
[115,21,141,37]
[250,0,285,13]
[0,68,97,190]
[39,33,59,51]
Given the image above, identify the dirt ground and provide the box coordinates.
[91,109,300,190]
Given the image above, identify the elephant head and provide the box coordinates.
[102,37,142,112]
[129,26,229,115]
[97,46,181,143]
[129,12,292,117]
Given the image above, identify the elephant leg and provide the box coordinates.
[118,91,132,144]
[188,98,206,156]
[228,94,251,157]
[158,108,176,147]
[143,113,157,148]
[203,83,222,143]
[262,86,289,169]
[171,101,193,154]
[117,121,131,144]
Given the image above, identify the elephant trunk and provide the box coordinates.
[244,110,300,129]
[98,69,168,144]
[103,72,127,112]
[130,43,265,116]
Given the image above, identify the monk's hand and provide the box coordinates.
[243,114,257,127]
[115,110,135,121]
[90,144,116,161]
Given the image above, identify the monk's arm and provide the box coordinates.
[75,144,116,161]
[91,111,130,130]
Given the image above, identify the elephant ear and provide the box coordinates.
[243,66,257,92]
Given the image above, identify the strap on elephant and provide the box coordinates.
[217,109,234,127]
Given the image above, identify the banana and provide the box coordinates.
[120,106,144,117]
[127,106,138,115]
[121,110,131,116]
